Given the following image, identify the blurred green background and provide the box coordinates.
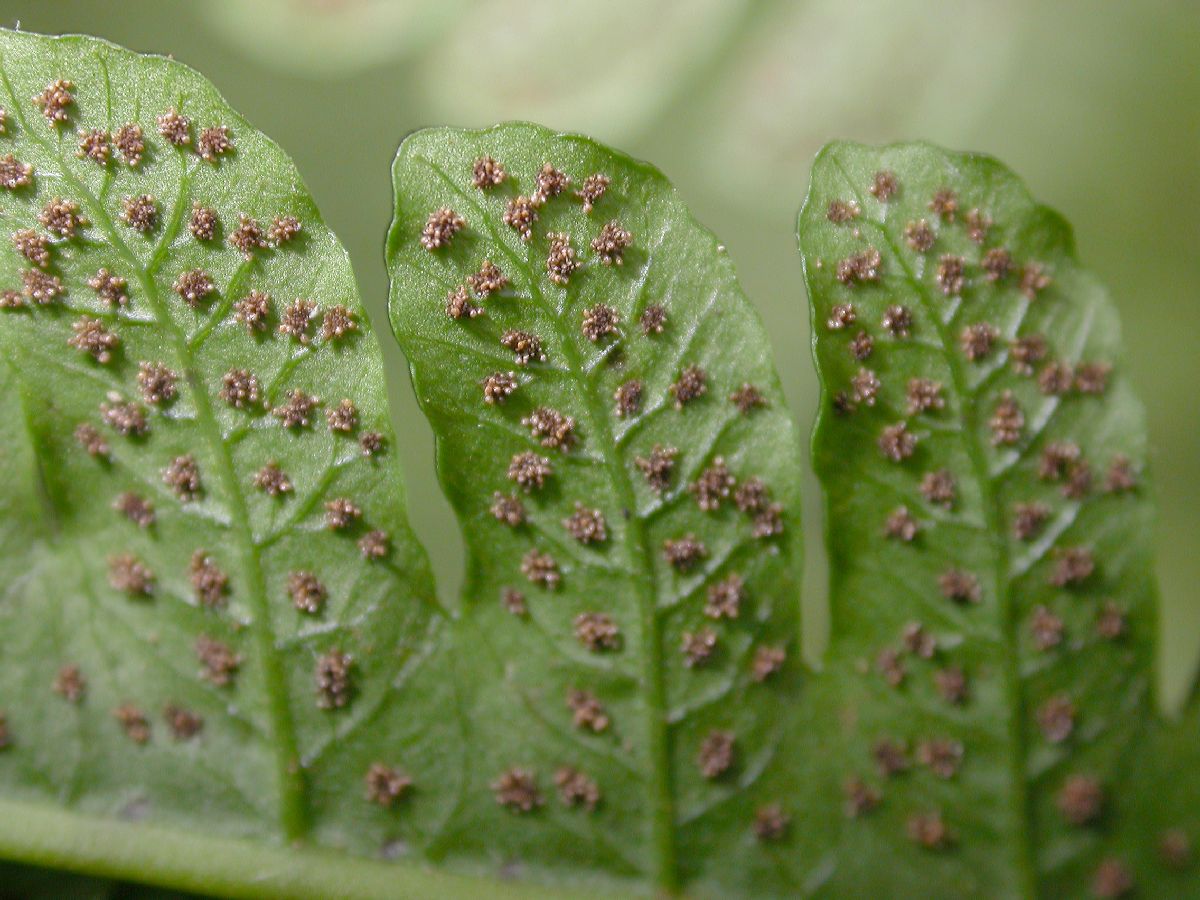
[3,0,1196,705]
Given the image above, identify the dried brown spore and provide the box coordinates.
[53,664,86,703]
[705,573,745,619]
[0,153,33,190]
[881,304,913,338]
[100,394,148,437]
[196,635,241,687]
[753,804,790,842]
[421,207,465,250]
[77,128,110,164]
[39,198,86,238]
[691,457,735,511]
[635,444,676,494]
[273,390,320,428]
[358,530,390,560]
[876,646,906,687]
[563,503,607,544]
[1091,859,1133,898]
[729,383,767,414]
[878,422,916,462]
[591,220,633,265]
[471,155,506,189]
[1037,693,1076,743]
[318,305,356,343]
[843,777,881,817]
[917,738,963,779]
[567,689,609,732]
[827,199,860,223]
[75,423,110,458]
[935,254,965,295]
[989,391,1024,445]
[533,163,570,204]
[1050,547,1095,587]
[554,767,600,812]
[1056,774,1103,826]
[288,571,328,614]
[173,269,215,308]
[670,365,708,409]
[189,550,228,607]
[849,331,874,361]
[983,247,1012,281]
[109,554,154,596]
[325,498,362,530]
[501,587,527,616]
[315,649,354,709]
[827,303,856,330]
[928,188,957,221]
[0,290,24,309]
[940,569,981,604]
[1062,461,1093,500]
[482,371,518,405]
[1158,830,1192,870]
[906,378,944,415]
[500,329,546,365]
[220,368,262,409]
[523,406,577,450]
[235,290,271,333]
[1029,605,1065,651]
[614,379,642,417]
[851,368,880,406]
[907,811,952,850]
[869,170,898,200]
[359,431,385,457]
[1105,455,1137,493]
[113,492,155,528]
[873,738,911,777]
[960,322,999,360]
[326,399,358,433]
[508,451,553,492]
[963,208,991,243]
[904,219,935,252]
[1010,334,1046,374]
[227,214,265,258]
[581,303,620,341]
[522,549,561,589]
[122,194,158,232]
[885,506,919,542]
[184,205,220,243]
[279,298,318,343]
[114,123,145,166]
[467,259,508,298]
[1020,263,1051,299]
[163,455,202,501]
[268,215,302,247]
[68,317,119,363]
[34,79,74,125]
[734,477,770,513]
[751,644,786,682]
[137,362,177,405]
[492,768,542,812]
[576,173,609,212]
[12,228,50,267]
[157,109,191,145]
[662,534,707,572]
[574,612,620,651]
[1075,362,1111,395]
[1039,441,1082,481]
[445,285,481,321]
[503,195,538,241]
[1012,501,1050,541]
[836,247,882,285]
[639,304,667,335]
[490,492,526,527]
[934,666,969,705]
[545,232,580,285]
[681,628,718,667]
[752,503,785,539]
[23,269,64,304]
[197,125,234,162]
[163,704,204,740]
[113,704,150,744]
[901,622,936,658]
[365,763,413,808]
[697,730,736,779]
[253,462,293,496]
[1038,361,1074,396]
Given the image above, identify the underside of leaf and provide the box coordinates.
[387,123,805,895]
[797,140,1193,898]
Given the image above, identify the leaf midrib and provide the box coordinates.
[0,65,309,841]
[829,156,1038,898]
[413,156,680,894]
